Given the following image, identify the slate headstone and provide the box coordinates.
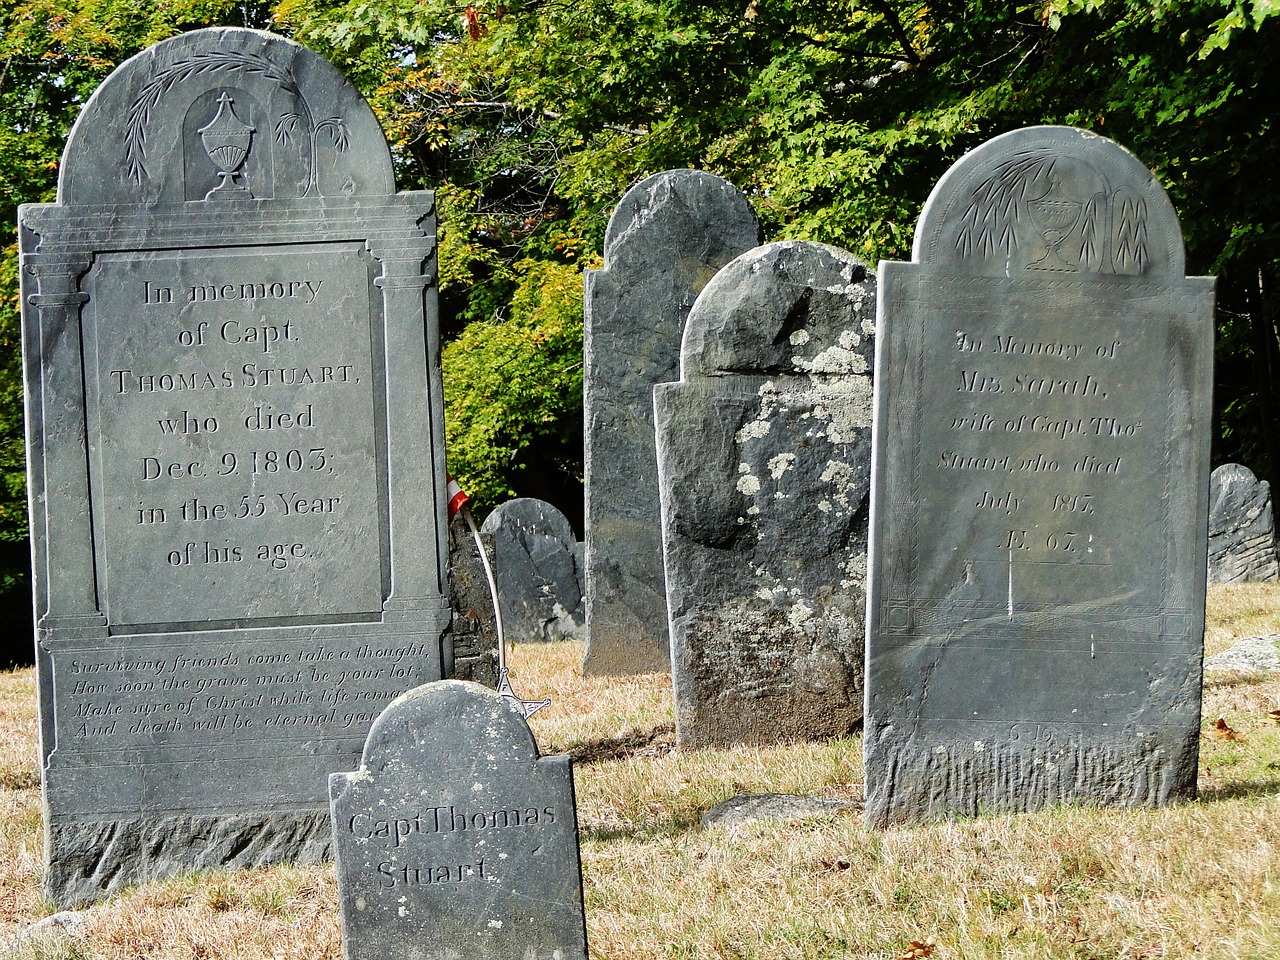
[583,170,762,675]
[1207,463,1278,583]
[865,127,1216,827]
[330,681,588,960]
[481,498,584,644]
[447,512,500,686]
[655,241,875,749]
[18,28,450,905]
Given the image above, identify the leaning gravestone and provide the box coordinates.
[656,241,875,748]
[481,498,584,644]
[330,681,588,960]
[865,127,1215,826]
[583,170,761,675]
[18,28,450,905]
[1207,463,1279,583]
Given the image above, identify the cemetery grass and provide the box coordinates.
[0,586,1275,959]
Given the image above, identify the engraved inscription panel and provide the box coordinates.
[84,244,384,626]
[877,274,1187,724]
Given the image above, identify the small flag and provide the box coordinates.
[446,473,469,521]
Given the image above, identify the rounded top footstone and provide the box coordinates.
[358,680,540,772]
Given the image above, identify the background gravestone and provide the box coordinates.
[330,681,588,960]
[18,28,450,905]
[1207,463,1279,583]
[655,241,875,749]
[446,512,500,685]
[481,498,584,644]
[583,170,762,675]
[865,127,1215,827]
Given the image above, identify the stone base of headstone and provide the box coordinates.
[1208,463,1279,583]
[47,811,332,908]
[447,513,500,686]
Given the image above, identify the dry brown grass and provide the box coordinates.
[1,583,1277,959]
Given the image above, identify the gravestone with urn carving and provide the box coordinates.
[864,127,1215,827]
[18,28,450,905]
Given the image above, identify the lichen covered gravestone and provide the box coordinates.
[583,170,761,675]
[481,498,584,643]
[330,681,588,960]
[865,127,1215,827]
[18,29,450,904]
[655,241,875,749]
[1207,463,1278,583]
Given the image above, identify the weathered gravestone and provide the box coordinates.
[583,170,762,675]
[18,29,450,905]
[330,681,588,960]
[1208,463,1278,583]
[481,498,584,644]
[655,241,874,748]
[865,127,1215,827]
[447,512,500,686]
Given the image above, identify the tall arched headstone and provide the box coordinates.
[656,241,875,748]
[865,127,1215,827]
[583,170,761,675]
[18,28,449,904]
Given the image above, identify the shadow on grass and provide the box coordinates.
[1197,776,1280,803]
[566,723,675,765]
[1203,671,1278,690]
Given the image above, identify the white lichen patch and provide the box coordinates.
[736,419,771,441]
[793,343,868,375]
[768,453,796,479]
[786,602,816,629]
[736,472,761,496]
[818,500,833,513]
[819,459,855,510]
[789,329,811,346]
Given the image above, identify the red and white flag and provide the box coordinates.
[446,473,469,521]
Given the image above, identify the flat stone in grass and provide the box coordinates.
[583,170,761,675]
[656,240,875,749]
[865,126,1215,827]
[1203,635,1280,674]
[330,681,587,960]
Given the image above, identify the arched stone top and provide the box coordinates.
[59,28,395,205]
[680,240,875,379]
[481,498,577,547]
[358,681,539,772]
[912,126,1186,279]
[601,170,761,278]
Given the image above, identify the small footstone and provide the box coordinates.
[481,498,584,644]
[330,681,588,960]
[1208,463,1279,583]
